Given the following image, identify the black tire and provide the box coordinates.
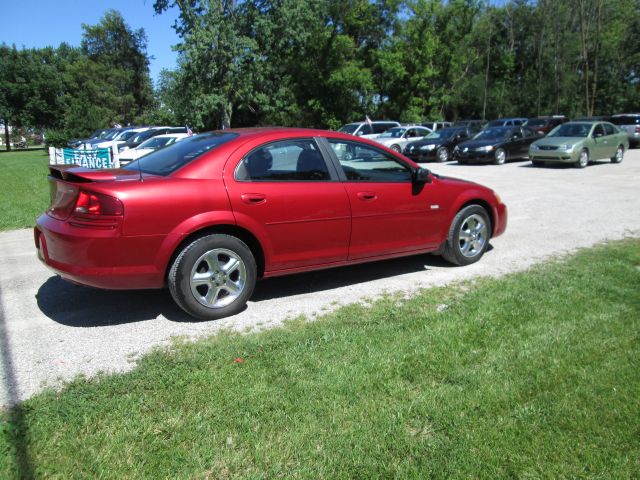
[168,234,257,320]
[611,145,624,164]
[575,149,589,168]
[457,159,467,165]
[441,205,492,266]
[391,144,401,153]
[492,148,506,165]
[436,147,449,163]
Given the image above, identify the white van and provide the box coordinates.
[338,120,400,139]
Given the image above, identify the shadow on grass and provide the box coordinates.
[36,251,467,327]
[0,284,35,479]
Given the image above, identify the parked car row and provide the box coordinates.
[339,113,636,169]
[69,125,192,165]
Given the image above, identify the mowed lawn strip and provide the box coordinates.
[0,150,50,231]
[2,239,639,478]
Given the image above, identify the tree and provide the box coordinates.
[81,10,154,124]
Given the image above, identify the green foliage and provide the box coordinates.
[2,1,639,136]
[153,0,640,128]
[1,239,639,477]
[0,10,153,148]
[43,129,70,148]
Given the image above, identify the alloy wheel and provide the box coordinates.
[458,214,488,258]
[190,248,247,308]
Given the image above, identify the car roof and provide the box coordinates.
[153,133,189,139]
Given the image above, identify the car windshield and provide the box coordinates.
[526,119,547,127]
[486,120,505,128]
[548,123,591,137]
[338,124,360,134]
[426,128,457,140]
[130,129,159,144]
[102,130,123,140]
[473,127,510,140]
[124,132,238,176]
[117,130,139,141]
[611,116,640,125]
[378,127,406,138]
[138,136,177,149]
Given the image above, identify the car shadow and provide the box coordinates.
[36,251,468,327]
[251,253,457,302]
[519,161,612,169]
[36,277,196,326]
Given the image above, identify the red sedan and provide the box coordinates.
[35,128,507,320]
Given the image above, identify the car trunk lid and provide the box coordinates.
[47,166,143,221]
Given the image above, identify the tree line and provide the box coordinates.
[1,0,639,149]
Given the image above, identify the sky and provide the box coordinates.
[1,0,180,84]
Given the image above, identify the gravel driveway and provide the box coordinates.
[2,151,640,406]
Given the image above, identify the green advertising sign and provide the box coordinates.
[61,148,115,168]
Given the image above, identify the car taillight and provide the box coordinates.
[74,190,123,216]
[635,126,640,133]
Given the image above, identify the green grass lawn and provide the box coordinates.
[0,149,50,231]
[2,240,639,478]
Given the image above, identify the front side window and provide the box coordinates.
[603,123,616,136]
[593,124,605,137]
[328,139,412,182]
[235,139,330,182]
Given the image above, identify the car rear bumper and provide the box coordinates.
[35,214,167,290]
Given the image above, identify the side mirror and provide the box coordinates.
[413,167,432,184]
[593,132,603,138]
[356,131,364,136]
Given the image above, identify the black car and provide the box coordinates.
[118,126,189,152]
[453,126,541,165]
[404,127,474,163]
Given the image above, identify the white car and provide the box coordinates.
[118,133,189,165]
[372,126,432,152]
[337,120,400,139]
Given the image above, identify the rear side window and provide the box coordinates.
[372,123,395,134]
[611,116,640,125]
[124,132,238,176]
[328,139,412,182]
[235,139,330,182]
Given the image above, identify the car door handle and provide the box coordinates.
[241,193,266,205]
[357,192,377,201]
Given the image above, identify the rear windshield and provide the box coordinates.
[124,132,238,176]
[525,119,547,127]
[611,116,640,125]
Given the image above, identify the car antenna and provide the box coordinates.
[137,153,144,182]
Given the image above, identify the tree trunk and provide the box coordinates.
[3,121,10,151]
[221,101,232,129]
[482,24,492,121]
